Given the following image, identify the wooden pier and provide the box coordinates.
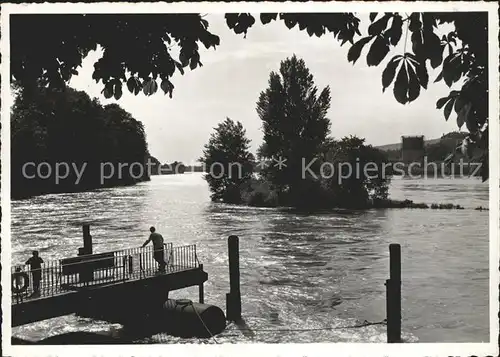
[11,226,207,327]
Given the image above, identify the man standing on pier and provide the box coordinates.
[142,226,167,273]
[25,250,44,297]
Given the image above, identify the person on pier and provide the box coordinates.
[142,226,167,273]
[25,250,44,297]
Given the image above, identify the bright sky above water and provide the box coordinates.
[69,14,460,164]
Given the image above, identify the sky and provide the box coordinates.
[69,14,460,164]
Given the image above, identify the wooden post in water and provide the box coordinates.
[385,243,401,343]
[199,263,205,304]
[79,224,94,283]
[82,224,93,255]
[226,235,241,321]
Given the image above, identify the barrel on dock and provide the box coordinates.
[89,298,227,339]
[161,299,226,338]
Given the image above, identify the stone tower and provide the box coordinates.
[401,135,425,164]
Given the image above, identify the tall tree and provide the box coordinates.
[199,118,254,204]
[257,55,330,203]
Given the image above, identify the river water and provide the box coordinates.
[11,174,489,343]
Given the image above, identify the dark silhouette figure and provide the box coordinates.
[142,227,166,272]
[25,251,44,296]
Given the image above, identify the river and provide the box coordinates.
[11,173,489,343]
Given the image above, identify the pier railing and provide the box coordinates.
[11,243,200,303]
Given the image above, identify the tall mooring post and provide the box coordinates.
[80,224,93,255]
[199,263,205,304]
[226,235,241,322]
[78,224,94,283]
[385,243,402,343]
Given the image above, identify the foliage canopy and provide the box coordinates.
[11,85,150,198]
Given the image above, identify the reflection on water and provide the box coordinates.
[11,174,489,343]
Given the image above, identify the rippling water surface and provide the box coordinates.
[11,174,489,343]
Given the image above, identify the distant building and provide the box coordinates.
[160,161,186,175]
[401,135,425,164]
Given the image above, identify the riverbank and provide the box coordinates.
[244,196,467,210]
[239,180,467,211]
[11,176,150,201]
[221,174,482,211]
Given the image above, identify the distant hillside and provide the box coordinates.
[376,138,440,151]
[375,132,467,152]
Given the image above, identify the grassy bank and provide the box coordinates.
[235,178,466,210]
[243,196,466,210]
[11,176,150,201]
